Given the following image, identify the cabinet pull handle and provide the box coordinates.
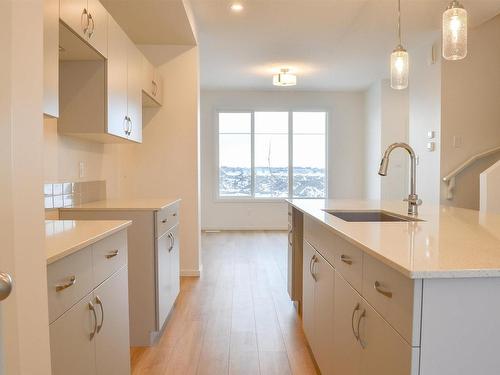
[310,255,318,282]
[56,276,76,292]
[105,250,119,259]
[81,8,90,34]
[288,231,292,246]
[152,80,157,96]
[87,13,95,38]
[123,115,129,135]
[168,233,174,252]
[173,212,177,217]
[89,301,98,340]
[374,281,393,299]
[162,218,168,224]
[127,117,132,136]
[340,254,353,265]
[357,309,366,348]
[95,296,104,333]
[351,303,360,340]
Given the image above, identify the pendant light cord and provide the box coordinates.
[397,0,402,46]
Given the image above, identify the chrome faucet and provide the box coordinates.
[378,142,422,216]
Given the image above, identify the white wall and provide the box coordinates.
[408,39,442,205]
[364,80,409,201]
[440,15,500,209]
[201,90,366,230]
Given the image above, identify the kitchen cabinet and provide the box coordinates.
[48,230,130,375]
[142,55,163,107]
[156,224,180,329]
[127,39,143,143]
[60,0,108,57]
[60,199,181,346]
[44,0,59,117]
[302,240,335,375]
[287,205,303,310]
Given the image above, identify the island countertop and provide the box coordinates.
[45,220,132,264]
[59,198,180,212]
[287,199,500,279]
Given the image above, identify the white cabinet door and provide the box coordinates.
[141,55,155,98]
[126,40,143,143]
[156,232,172,330]
[333,272,362,375]
[107,16,129,140]
[49,294,96,375]
[86,0,108,57]
[94,267,131,375]
[302,240,316,348]
[60,0,88,40]
[169,225,180,307]
[313,252,335,375]
[359,300,416,375]
[43,0,59,117]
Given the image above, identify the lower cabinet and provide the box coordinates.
[333,271,418,375]
[49,266,130,375]
[156,224,180,330]
[302,240,335,375]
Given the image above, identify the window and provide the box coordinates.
[218,111,327,199]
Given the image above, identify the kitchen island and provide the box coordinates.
[287,199,500,375]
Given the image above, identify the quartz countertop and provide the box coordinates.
[45,220,131,265]
[288,199,500,279]
[59,198,181,212]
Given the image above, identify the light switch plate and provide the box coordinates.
[427,131,435,139]
[79,161,85,178]
[427,142,435,152]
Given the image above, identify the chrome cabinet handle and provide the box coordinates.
[288,231,293,246]
[105,250,119,259]
[374,281,393,299]
[341,254,353,265]
[127,117,132,135]
[81,8,89,34]
[172,212,177,217]
[357,309,366,348]
[0,272,13,301]
[161,218,168,224]
[351,303,360,340]
[310,255,318,282]
[152,80,157,96]
[168,233,174,252]
[87,13,95,38]
[89,301,98,340]
[95,296,104,333]
[56,276,76,292]
[123,115,129,135]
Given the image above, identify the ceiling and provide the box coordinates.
[190,0,500,91]
[100,0,197,45]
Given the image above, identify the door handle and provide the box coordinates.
[0,272,13,301]
[357,309,367,348]
[95,296,104,333]
[89,301,98,340]
[351,303,360,340]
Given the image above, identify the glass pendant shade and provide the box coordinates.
[391,46,409,90]
[442,1,467,60]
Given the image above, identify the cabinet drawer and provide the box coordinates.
[155,202,179,238]
[304,216,335,267]
[331,235,363,293]
[47,246,93,323]
[92,230,127,287]
[362,255,422,346]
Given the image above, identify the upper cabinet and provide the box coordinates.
[60,0,108,57]
[142,56,163,107]
[44,0,59,117]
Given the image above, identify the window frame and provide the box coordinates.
[215,108,329,202]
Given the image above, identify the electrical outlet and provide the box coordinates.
[79,161,85,178]
[453,136,463,148]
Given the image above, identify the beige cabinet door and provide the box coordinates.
[94,267,131,375]
[156,231,172,330]
[60,0,88,40]
[43,0,59,117]
[49,294,97,375]
[333,272,362,375]
[127,40,143,143]
[313,252,335,375]
[302,240,316,348]
[359,299,416,375]
[106,16,129,140]
[169,225,180,307]
[86,0,108,58]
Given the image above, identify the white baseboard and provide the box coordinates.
[202,227,288,231]
[180,268,202,277]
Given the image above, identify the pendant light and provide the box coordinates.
[442,0,467,60]
[390,0,409,90]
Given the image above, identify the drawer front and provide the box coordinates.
[304,215,335,267]
[156,202,179,238]
[92,230,127,287]
[362,255,422,346]
[331,235,363,293]
[47,246,93,323]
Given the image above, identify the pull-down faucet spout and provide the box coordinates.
[378,142,422,216]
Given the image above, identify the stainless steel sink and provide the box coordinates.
[323,210,423,222]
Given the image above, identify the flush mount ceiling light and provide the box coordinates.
[230,3,244,12]
[273,69,297,87]
[390,0,409,90]
[442,0,467,60]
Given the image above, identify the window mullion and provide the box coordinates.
[251,111,255,198]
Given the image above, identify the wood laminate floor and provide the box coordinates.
[131,231,318,375]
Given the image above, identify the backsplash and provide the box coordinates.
[44,180,106,209]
